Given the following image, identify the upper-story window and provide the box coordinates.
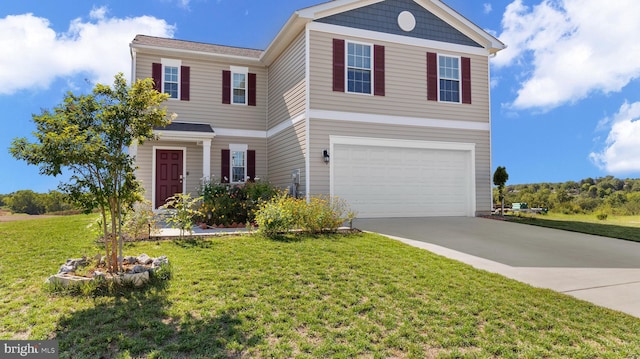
[438,55,460,103]
[222,67,256,106]
[333,39,384,96]
[152,58,190,101]
[163,65,179,99]
[232,67,248,105]
[347,42,372,94]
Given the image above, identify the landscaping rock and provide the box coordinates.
[152,255,169,268]
[137,253,152,265]
[132,265,147,274]
[112,271,149,287]
[48,254,169,289]
[59,264,75,273]
[47,274,93,287]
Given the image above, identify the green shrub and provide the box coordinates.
[254,194,298,237]
[198,180,278,226]
[255,194,352,237]
[122,201,158,240]
[300,196,349,233]
[596,212,608,221]
[163,193,202,238]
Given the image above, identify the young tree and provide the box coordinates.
[10,73,173,273]
[493,166,509,215]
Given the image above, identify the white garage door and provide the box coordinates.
[331,137,475,218]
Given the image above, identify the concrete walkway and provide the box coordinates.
[356,217,640,318]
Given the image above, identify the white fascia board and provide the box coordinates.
[130,44,263,66]
[213,128,267,138]
[308,22,491,57]
[153,130,216,141]
[266,113,306,138]
[309,109,490,132]
[297,0,383,20]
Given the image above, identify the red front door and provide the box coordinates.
[155,149,183,208]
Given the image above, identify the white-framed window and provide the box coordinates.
[438,55,460,103]
[231,66,248,105]
[161,58,181,99]
[346,41,372,94]
[230,144,248,183]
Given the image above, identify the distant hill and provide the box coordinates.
[496,176,640,215]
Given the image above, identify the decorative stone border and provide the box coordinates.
[46,254,168,288]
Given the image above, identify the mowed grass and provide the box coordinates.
[507,213,640,242]
[1,216,640,358]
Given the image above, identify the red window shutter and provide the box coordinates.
[374,45,385,96]
[461,57,472,104]
[180,66,190,101]
[427,52,438,101]
[221,149,230,183]
[247,150,256,181]
[333,39,345,92]
[248,73,257,106]
[152,63,162,92]
[222,70,231,104]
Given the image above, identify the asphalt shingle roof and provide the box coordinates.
[132,35,263,58]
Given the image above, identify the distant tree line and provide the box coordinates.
[494,176,640,215]
[0,190,76,215]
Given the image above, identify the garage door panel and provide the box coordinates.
[333,142,472,218]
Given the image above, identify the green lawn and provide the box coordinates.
[1,215,640,358]
[506,213,640,242]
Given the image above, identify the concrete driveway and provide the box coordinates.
[355,217,640,318]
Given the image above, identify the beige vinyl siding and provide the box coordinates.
[267,120,307,194]
[267,31,307,129]
[135,53,267,131]
[135,141,204,204]
[210,136,267,183]
[308,119,491,214]
[307,30,490,123]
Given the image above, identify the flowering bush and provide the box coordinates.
[300,196,349,234]
[254,194,352,237]
[253,194,298,237]
[198,180,278,226]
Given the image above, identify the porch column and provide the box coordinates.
[202,139,212,182]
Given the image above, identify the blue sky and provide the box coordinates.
[2,0,640,193]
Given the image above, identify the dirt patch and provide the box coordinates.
[0,210,56,222]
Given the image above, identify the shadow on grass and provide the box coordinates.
[507,216,640,243]
[55,284,261,358]
[171,237,214,249]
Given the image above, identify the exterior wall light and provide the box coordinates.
[322,149,330,163]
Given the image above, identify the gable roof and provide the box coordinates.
[131,1,505,66]
[262,0,505,64]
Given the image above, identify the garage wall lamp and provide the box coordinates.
[322,149,330,163]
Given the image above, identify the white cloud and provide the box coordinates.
[483,3,493,14]
[0,8,175,95]
[494,0,640,111]
[590,101,640,174]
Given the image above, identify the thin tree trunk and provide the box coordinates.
[110,209,118,273]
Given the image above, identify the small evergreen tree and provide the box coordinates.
[493,166,509,215]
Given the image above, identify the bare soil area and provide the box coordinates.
[0,210,56,222]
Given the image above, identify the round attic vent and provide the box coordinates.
[398,11,416,32]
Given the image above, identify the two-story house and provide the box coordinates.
[129,0,505,218]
